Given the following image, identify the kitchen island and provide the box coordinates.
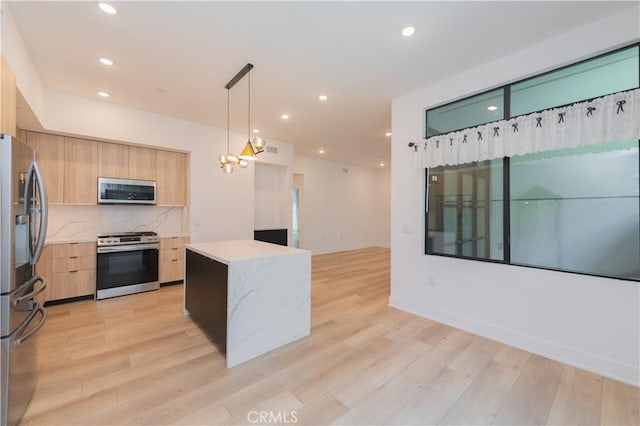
[184,240,311,367]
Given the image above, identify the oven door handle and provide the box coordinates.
[97,244,159,253]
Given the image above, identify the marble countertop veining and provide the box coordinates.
[186,240,309,265]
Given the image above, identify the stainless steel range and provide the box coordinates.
[96,231,160,300]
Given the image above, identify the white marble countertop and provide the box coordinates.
[186,240,308,265]
[45,238,98,245]
[46,233,189,245]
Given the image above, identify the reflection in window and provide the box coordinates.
[426,89,504,137]
[510,141,639,280]
[427,160,504,260]
[511,46,639,116]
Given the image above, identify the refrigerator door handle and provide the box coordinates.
[13,276,47,306]
[25,161,48,265]
[15,305,47,346]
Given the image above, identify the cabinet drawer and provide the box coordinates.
[51,242,96,258]
[159,258,184,283]
[160,248,184,262]
[159,237,189,250]
[52,255,96,273]
[51,270,95,300]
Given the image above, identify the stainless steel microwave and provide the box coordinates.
[97,177,156,205]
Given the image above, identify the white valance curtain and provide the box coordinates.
[419,88,640,168]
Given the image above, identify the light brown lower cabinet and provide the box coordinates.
[41,242,97,301]
[36,245,52,305]
[159,236,189,283]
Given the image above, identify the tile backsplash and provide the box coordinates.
[47,205,184,242]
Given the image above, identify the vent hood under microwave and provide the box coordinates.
[98,177,156,205]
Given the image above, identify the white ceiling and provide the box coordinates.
[6,1,635,168]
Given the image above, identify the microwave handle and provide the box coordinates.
[25,161,48,265]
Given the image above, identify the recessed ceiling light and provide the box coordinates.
[318,95,328,101]
[402,26,415,37]
[97,91,110,98]
[318,149,325,154]
[98,2,117,15]
[385,132,392,137]
[379,162,385,167]
[281,114,289,120]
[487,105,498,111]
[99,57,113,66]
[252,129,260,133]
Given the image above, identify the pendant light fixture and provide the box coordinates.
[218,63,266,173]
[218,88,236,173]
[239,69,266,161]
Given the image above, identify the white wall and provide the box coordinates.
[1,4,45,122]
[391,7,640,386]
[254,162,289,230]
[374,166,391,248]
[293,156,390,254]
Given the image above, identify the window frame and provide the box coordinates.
[423,42,640,282]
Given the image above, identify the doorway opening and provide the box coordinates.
[292,173,304,248]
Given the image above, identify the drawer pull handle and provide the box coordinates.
[172,259,178,262]
[70,256,79,259]
[70,270,78,273]
[172,248,178,250]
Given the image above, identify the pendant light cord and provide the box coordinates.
[227,88,230,153]
[247,70,251,140]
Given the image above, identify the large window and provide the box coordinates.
[425,44,640,281]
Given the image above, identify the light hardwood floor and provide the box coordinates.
[22,247,639,425]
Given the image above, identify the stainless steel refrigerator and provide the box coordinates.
[0,134,48,425]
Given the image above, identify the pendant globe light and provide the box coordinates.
[218,88,237,173]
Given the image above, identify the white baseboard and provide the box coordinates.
[389,295,639,387]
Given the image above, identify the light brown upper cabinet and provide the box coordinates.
[97,142,129,179]
[26,132,65,204]
[64,137,98,204]
[157,150,188,206]
[25,131,188,206]
[129,146,157,181]
[1,56,17,137]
